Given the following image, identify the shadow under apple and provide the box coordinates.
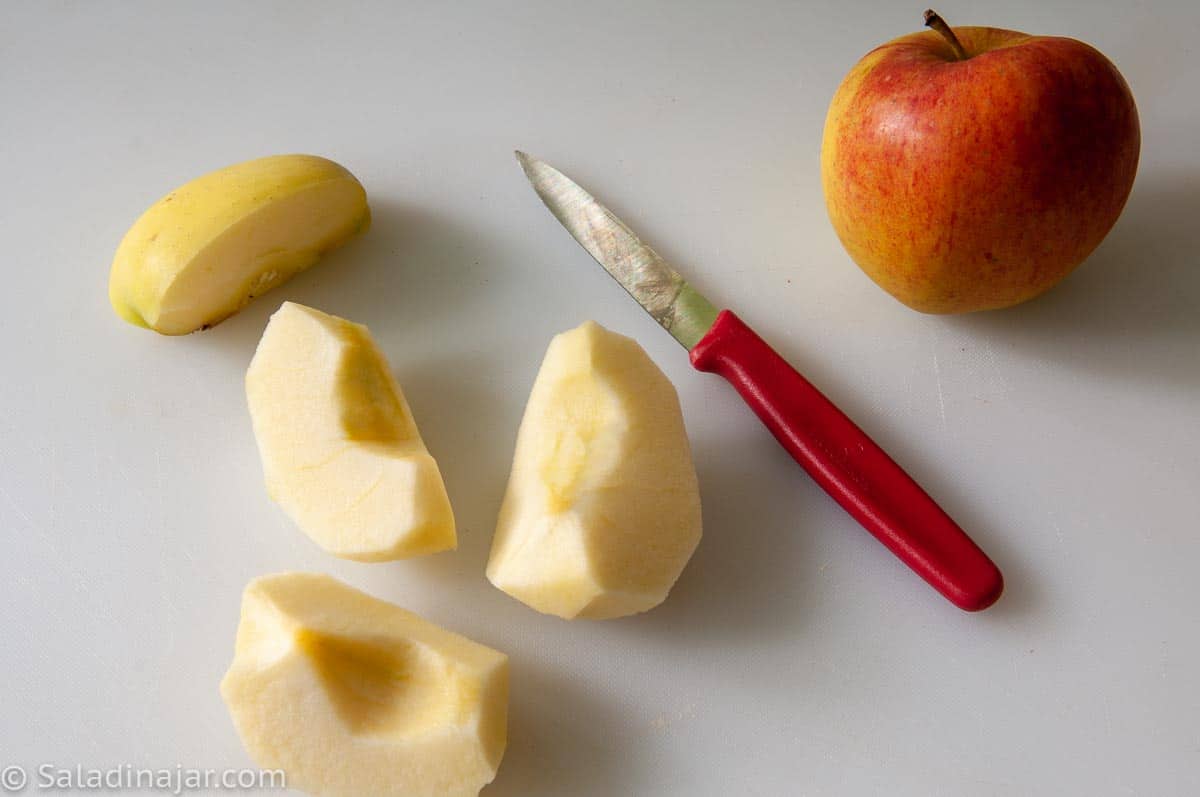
[187,197,508,362]
[615,434,818,647]
[948,172,1200,394]
[382,349,523,587]
[484,652,646,797]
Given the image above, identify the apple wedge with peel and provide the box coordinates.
[220,573,509,797]
[109,154,370,334]
[246,302,455,561]
[487,321,702,620]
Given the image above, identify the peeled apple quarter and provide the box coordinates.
[246,302,456,561]
[220,573,509,797]
[109,154,369,334]
[487,321,702,620]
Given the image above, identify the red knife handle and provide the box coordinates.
[690,310,1003,611]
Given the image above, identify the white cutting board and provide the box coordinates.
[2,2,1197,794]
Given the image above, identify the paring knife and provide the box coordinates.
[516,151,1004,612]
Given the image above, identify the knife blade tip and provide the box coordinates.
[514,150,550,186]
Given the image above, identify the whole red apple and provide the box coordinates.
[821,11,1140,313]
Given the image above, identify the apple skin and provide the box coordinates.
[821,25,1140,313]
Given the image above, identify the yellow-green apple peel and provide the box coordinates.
[109,154,369,334]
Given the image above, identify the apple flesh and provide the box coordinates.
[821,16,1139,313]
[246,302,455,561]
[487,321,702,620]
[220,573,508,797]
[109,154,369,334]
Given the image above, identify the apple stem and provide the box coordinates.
[923,9,969,61]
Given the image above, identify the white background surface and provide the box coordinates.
[2,2,1198,795]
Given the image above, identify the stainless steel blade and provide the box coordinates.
[516,151,719,350]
